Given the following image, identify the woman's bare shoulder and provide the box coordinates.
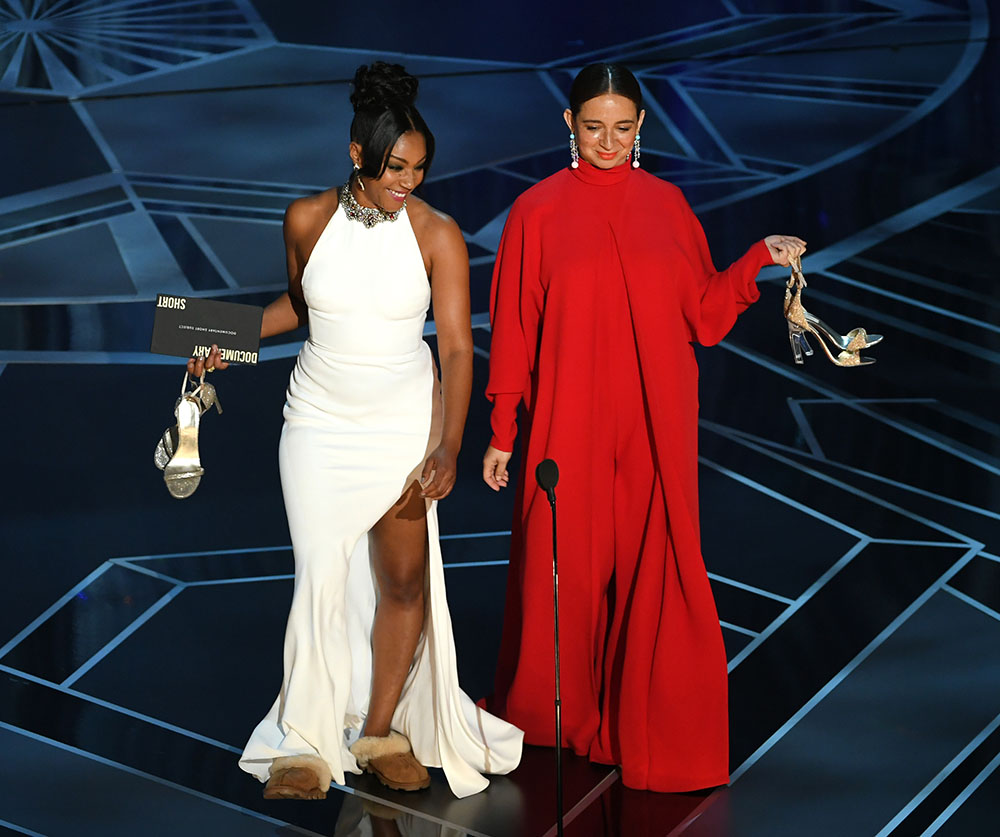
[406,194,463,246]
[285,187,340,241]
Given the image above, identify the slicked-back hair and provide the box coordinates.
[568,63,642,117]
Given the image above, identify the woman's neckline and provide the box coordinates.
[569,158,633,185]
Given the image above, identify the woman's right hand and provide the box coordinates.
[764,235,807,266]
[186,343,229,377]
[483,445,513,492]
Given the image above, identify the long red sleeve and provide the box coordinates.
[488,393,520,452]
[486,200,544,452]
[676,193,772,346]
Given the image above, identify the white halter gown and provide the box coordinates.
[239,199,523,798]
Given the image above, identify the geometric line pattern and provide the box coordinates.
[0,0,269,95]
[0,2,983,320]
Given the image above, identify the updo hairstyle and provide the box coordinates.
[350,62,435,180]
[568,63,642,117]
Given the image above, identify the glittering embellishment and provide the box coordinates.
[198,382,220,412]
[843,328,869,353]
[339,182,404,228]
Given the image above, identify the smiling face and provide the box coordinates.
[564,93,645,170]
[350,130,427,211]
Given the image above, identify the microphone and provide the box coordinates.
[535,458,559,505]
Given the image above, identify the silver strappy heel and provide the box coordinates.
[156,372,222,499]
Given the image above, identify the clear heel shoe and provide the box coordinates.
[159,372,222,499]
[784,256,879,367]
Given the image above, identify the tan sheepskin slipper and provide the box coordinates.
[263,755,331,800]
[350,731,430,792]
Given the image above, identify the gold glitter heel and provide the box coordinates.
[804,312,882,353]
[784,256,879,367]
[161,372,222,499]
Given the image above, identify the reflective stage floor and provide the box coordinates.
[1,1,999,835]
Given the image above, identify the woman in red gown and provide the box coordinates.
[482,63,806,792]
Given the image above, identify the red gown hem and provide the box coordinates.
[621,772,731,793]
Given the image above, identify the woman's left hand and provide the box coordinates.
[420,444,459,500]
[186,343,229,377]
[764,235,807,266]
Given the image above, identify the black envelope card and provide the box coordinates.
[150,294,263,364]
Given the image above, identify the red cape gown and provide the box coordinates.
[485,159,772,792]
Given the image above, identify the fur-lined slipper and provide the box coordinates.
[263,754,331,800]
[350,731,430,792]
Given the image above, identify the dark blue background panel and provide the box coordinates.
[0,222,135,298]
[251,1,732,63]
[0,101,110,198]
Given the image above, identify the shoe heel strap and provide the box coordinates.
[181,370,213,411]
[788,254,806,289]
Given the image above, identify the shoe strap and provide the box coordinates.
[181,370,205,396]
[784,255,808,320]
[180,370,212,412]
[787,254,807,290]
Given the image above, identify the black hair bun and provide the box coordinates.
[350,62,419,112]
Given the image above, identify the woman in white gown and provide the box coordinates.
[195,62,522,800]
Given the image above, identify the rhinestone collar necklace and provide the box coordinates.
[338,182,405,228]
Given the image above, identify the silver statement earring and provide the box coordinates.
[569,132,579,169]
[353,163,366,191]
[632,133,641,168]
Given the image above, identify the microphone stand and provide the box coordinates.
[536,459,564,837]
[548,487,564,837]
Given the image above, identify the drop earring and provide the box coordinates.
[353,163,365,191]
[632,133,641,169]
[569,132,579,169]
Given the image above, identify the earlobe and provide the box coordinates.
[348,141,363,170]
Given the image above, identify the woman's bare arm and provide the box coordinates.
[189,194,333,374]
[261,198,322,338]
[419,211,473,500]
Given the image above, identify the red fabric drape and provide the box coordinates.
[485,160,771,792]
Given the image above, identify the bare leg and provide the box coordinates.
[364,480,428,738]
